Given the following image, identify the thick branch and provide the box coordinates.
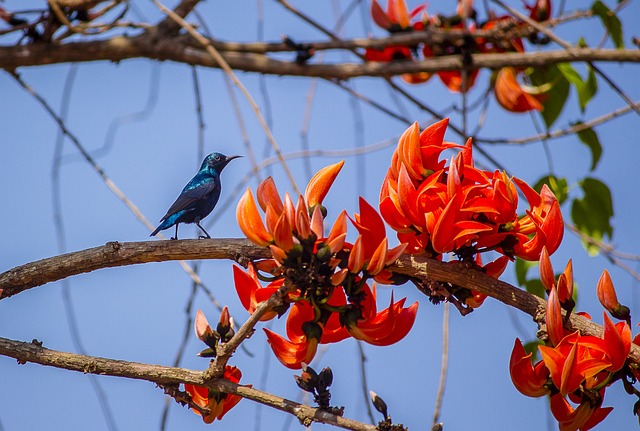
[392,255,640,364]
[1,35,638,77]
[2,239,639,365]
[0,238,270,299]
[0,336,375,431]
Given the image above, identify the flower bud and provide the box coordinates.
[597,269,631,323]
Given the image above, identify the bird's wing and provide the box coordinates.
[159,179,218,221]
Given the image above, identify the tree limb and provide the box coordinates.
[2,239,639,364]
[0,336,376,431]
[0,239,270,299]
[1,34,638,77]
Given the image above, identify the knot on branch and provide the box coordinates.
[105,240,121,253]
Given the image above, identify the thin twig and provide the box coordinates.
[152,0,300,195]
[432,302,449,428]
[356,341,376,424]
[567,224,640,283]
[477,99,640,144]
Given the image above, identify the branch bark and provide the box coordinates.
[2,238,639,364]
[0,238,270,299]
[0,336,375,431]
[1,34,638,77]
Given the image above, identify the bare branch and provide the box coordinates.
[1,36,638,77]
[0,336,376,431]
[0,239,270,299]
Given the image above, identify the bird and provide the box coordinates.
[151,152,241,239]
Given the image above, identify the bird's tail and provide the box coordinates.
[150,225,162,237]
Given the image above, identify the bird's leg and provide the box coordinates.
[196,222,211,239]
[171,224,179,240]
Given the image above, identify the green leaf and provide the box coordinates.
[525,278,546,299]
[571,177,614,256]
[591,0,624,49]
[557,63,598,112]
[534,175,569,205]
[515,258,538,285]
[584,66,598,107]
[523,340,543,362]
[529,65,569,128]
[575,124,602,171]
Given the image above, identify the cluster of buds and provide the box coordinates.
[364,0,551,112]
[294,364,343,415]
[193,307,235,358]
[183,307,246,423]
[510,251,635,431]
[236,162,418,368]
[380,118,563,262]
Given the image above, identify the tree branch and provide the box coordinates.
[0,336,375,431]
[2,239,639,364]
[0,239,270,299]
[1,34,638,77]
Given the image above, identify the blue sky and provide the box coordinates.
[1,1,640,430]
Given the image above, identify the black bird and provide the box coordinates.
[151,153,241,239]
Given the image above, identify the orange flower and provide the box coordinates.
[232,264,281,321]
[370,0,425,31]
[285,295,350,344]
[304,160,345,210]
[237,188,273,246]
[525,0,552,22]
[549,394,612,431]
[539,333,611,396]
[184,365,245,423]
[509,338,550,397]
[601,312,631,372]
[381,119,563,262]
[546,285,565,346]
[256,176,284,214]
[494,67,545,113]
[343,286,418,346]
[366,1,431,83]
[509,180,564,260]
[538,247,574,316]
[264,326,321,369]
[350,197,407,277]
[422,45,480,93]
[596,269,631,322]
[437,69,480,93]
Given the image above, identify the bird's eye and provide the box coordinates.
[214,155,221,161]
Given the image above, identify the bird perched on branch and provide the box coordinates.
[151,152,241,239]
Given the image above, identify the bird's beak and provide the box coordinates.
[226,155,242,163]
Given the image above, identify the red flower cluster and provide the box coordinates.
[236,162,417,369]
[510,252,633,431]
[364,0,550,111]
[380,118,563,262]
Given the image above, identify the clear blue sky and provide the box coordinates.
[1,1,639,430]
